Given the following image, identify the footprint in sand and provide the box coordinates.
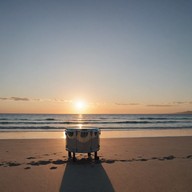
[50,166,57,170]
[26,157,36,160]
[24,167,31,170]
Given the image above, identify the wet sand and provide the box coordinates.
[1,128,192,139]
[0,137,192,191]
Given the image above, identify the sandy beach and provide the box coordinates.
[0,137,192,192]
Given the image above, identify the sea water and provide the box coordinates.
[0,113,192,132]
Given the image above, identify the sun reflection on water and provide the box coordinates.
[78,124,83,129]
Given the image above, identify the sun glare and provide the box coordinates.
[76,101,85,109]
[74,101,87,113]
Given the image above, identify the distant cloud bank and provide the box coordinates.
[0,97,30,101]
[147,104,174,107]
[0,97,72,103]
[147,101,192,107]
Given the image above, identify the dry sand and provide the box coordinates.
[0,137,192,192]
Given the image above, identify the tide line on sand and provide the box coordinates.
[1,129,192,139]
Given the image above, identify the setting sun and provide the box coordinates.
[74,101,87,113]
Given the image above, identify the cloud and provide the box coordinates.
[115,103,140,106]
[0,97,30,101]
[0,97,72,103]
[147,101,192,107]
[11,97,30,101]
[51,99,72,103]
[0,97,8,101]
[172,101,192,105]
[147,104,174,107]
[173,101,186,105]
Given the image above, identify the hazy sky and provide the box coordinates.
[0,0,192,114]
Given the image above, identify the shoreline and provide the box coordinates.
[1,128,192,139]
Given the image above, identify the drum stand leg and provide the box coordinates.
[94,152,99,160]
[72,152,76,161]
[68,151,71,158]
[88,153,91,158]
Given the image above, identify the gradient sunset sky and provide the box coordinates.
[0,0,192,114]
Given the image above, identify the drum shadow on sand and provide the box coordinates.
[59,158,115,192]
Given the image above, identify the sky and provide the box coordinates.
[0,0,192,114]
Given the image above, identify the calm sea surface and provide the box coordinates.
[0,114,192,132]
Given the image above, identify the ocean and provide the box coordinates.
[0,113,192,132]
